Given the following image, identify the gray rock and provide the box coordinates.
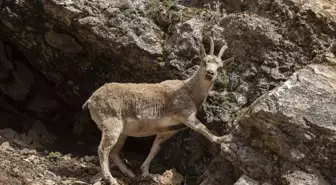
[0,141,15,152]
[281,170,330,185]
[0,58,34,101]
[229,63,336,183]
[167,18,204,58]
[45,30,83,53]
[26,96,58,113]
[234,174,259,185]
[43,179,56,185]
[0,128,19,141]
[0,41,13,71]
[27,121,56,147]
[20,148,37,155]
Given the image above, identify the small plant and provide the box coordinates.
[157,56,164,62]
[48,151,62,161]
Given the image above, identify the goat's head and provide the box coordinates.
[199,36,234,82]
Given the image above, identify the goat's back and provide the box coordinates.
[87,80,190,119]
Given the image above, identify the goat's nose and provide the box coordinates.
[206,70,215,76]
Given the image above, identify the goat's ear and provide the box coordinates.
[222,57,235,68]
[200,44,206,59]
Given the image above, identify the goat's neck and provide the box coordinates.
[184,66,213,109]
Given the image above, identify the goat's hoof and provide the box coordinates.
[105,179,119,185]
[101,175,119,185]
[142,173,161,182]
[215,135,232,144]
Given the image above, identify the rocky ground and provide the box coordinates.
[0,127,184,185]
[1,0,336,184]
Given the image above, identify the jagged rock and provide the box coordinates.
[83,155,96,163]
[198,156,235,185]
[25,121,56,148]
[281,170,330,185]
[159,18,207,79]
[24,155,39,164]
[92,182,101,185]
[0,141,15,152]
[20,148,37,155]
[0,41,34,101]
[159,169,184,185]
[0,121,56,150]
[220,63,336,183]
[43,179,57,185]
[1,0,170,108]
[0,128,19,141]
[45,30,83,53]
[167,18,204,58]
[234,175,259,185]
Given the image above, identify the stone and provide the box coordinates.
[0,128,19,141]
[234,174,259,185]
[26,96,58,113]
[62,154,72,161]
[92,181,101,185]
[44,179,56,185]
[24,155,39,164]
[0,141,15,152]
[73,180,88,185]
[168,18,204,58]
[20,148,37,155]
[83,155,95,162]
[27,121,56,147]
[233,63,336,183]
[89,172,102,184]
[159,169,184,185]
[281,170,330,185]
[0,57,34,101]
[45,30,82,53]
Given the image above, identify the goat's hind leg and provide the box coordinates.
[141,131,178,181]
[97,118,123,185]
[110,134,136,178]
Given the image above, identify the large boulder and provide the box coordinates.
[0,0,169,107]
[219,56,336,184]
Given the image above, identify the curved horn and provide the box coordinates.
[217,44,228,59]
[200,44,206,58]
[209,36,214,55]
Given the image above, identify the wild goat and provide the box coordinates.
[82,37,233,185]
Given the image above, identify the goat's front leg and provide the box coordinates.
[182,113,231,144]
[141,131,178,181]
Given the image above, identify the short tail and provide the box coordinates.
[82,99,90,111]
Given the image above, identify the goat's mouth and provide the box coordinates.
[205,74,215,81]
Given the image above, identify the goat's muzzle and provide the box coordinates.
[205,74,215,81]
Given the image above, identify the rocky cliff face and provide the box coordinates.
[0,0,335,184]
